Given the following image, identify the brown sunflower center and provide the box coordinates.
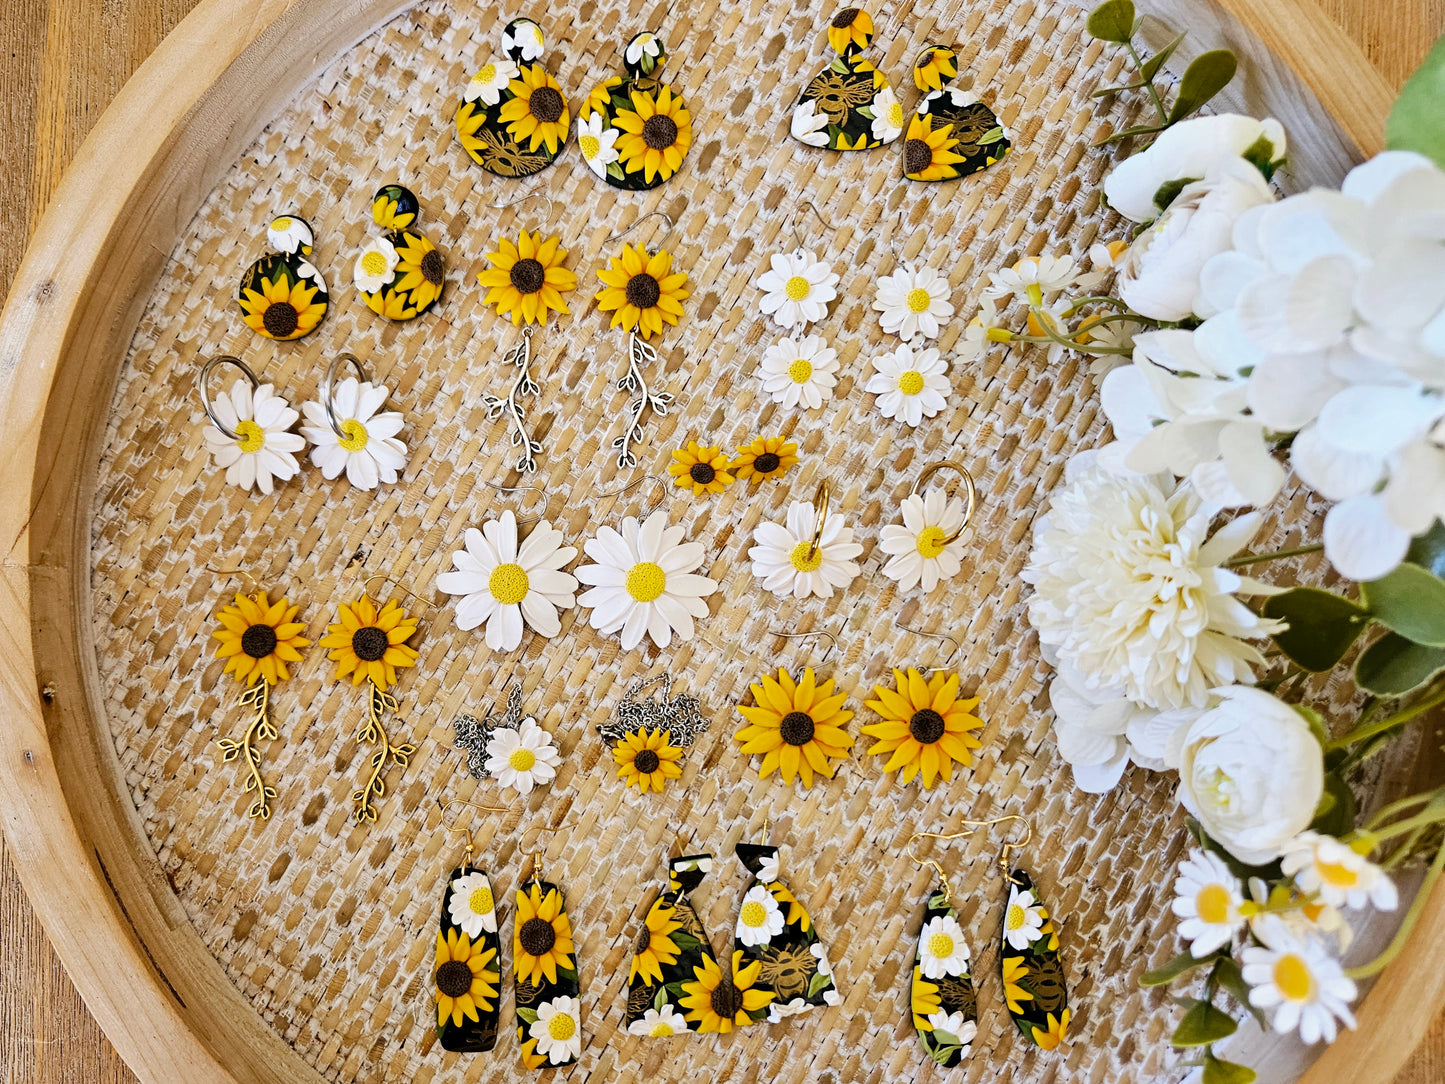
[633,748,661,774]
[635,925,653,954]
[904,138,933,175]
[529,86,565,124]
[688,462,716,485]
[710,978,744,1020]
[925,50,942,69]
[779,711,816,746]
[518,917,557,957]
[753,452,781,474]
[832,8,861,28]
[625,272,662,310]
[910,708,946,744]
[241,624,278,659]
[436,959,473,998]
[642,114,678,150]
[262,301,299,338]
[420,248,445,285]
[351,625,389,662]
[510,257,546,294]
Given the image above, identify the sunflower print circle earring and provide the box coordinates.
[353,184,446,320]
[456,18,571,178]
[238,214,329,341]
[791,8,902,151]
[579,30,692,190]
[904,45,1012,182]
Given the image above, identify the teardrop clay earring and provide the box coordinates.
[905,830,980,1068]
[457,17,571,179]
[791,8,903,151]
[238,213,329,341]
[354,184,447,320]
[579,30,692,190]
[513,824,583,1069]
[903,44,1012,182]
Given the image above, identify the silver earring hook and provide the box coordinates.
[607,209,675,246]
[321,353,368,440]
[896,622,961,674]
[890,204,914,269]
[198,355,261,441]
[910,461,977,545]
[769,629,838,676]
[599,474,669,517]
[482,479,545,526]
[492,192,557,222]
[789,200,830,255]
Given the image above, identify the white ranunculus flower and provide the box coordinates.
[1166,686,1324,866]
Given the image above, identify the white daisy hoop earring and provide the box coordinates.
[872,207,956,343]
[197,354,304,496]
[879,460,977,593]
[452,680,563,798]
[299,353,408,491]
[747,479,863,601]
[753,201,839,332]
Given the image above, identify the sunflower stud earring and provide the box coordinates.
[791,8,902,151]
[433,800,509,1053]
[457,17,571,178]
[747,479,863,601]
[903,44,1011,182]
[238,213,328,341]
[198,354,304,496]
[905,830,980,1067]
[353,184,446,320]
[734,630,855,789]
[879,461,976,593]
[579,30,692,190]
[452,680,563,797]
[298,353,407,490]
[513,823,584,1069]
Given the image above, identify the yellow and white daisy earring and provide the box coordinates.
[298,353,408,491]
[197,354,305,496]
[746,479,863,601]
[872,208,956,343]
[878,460,977,593]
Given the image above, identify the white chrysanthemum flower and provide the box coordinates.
[575,509,719,650]
[447,871,497,937]
[735,885,785,947]
[484,716,561,796]
[628,1003,688,1037]
[865,343,951,426]
[267,215,313,254]
[758,334,839,410]
[353,237,399,293]
[625,32,663,65]
[531,995,583,1064]
[463,57,520,105]
[869,85,905,144]
[299,378,406,491]
[754,249,839,330]
[748,499,863,600]
[983,254,1079,301]
[1002,884,1047,950]
[1242,915,1357,1045]
[435,511,578,651]
[878,487,969,592]
[576,112,620,177]
[503,19,545,61]
[1171,848,1246,957]
[1281,831,1398,912]
[918,914,971,978]
[203,378,304,496]
[927,1013,977,1051]
[873,262,954,341]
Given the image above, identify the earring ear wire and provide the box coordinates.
[207,563,263,593]
[439,797,511,868]
[910,461,977,544]
[789,200,829,254]
[906,828,971,904]
[363,573,432,612]
[198,355,260,440]
[806,479,831,560]
[768,628,838,678]
[895,622,961,674]
[320,352,368,440]
[606,209,675,245]
[599,473,670,517]
[519,821,579,882]
[481,479,545,525]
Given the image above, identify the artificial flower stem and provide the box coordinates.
[1011,321,1135,357]
[1124,40,1170,125]
[1363,789,1441,833]
[1344,832,1445,981]
[1222,543,1325,568]
[1061,295,1136,317]
[1326,684,1445,751]
[1356,797,1445,847]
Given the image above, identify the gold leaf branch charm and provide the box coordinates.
[215,676,279,820]
[352,679,415,823]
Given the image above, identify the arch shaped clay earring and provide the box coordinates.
[237,214,328,340]
[514,823,583,1069]
[579,30,692,190]
[903,44,1012,182]
[353,184,446,320]
[197,354,304,496]
[791,8,903,151]
[457,17,571,178]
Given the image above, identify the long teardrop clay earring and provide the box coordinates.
[433,800,509,1053]
[513,823,584,1070]
[905,830,980,1068]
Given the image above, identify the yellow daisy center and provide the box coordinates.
[915,525,948,558]
[898,370,925,395]
[928,932,955,959]
[784,275,811,301]
[579,133,600,158]
[788,358,813,383]
[338,418,369,452]
[508,747,538,772]
[626,562,667,602]
[887,100,904,126]
[361,250,389,277]
[1005,904,1026,931]
[469,885,494,915]
[789,541,823,572]
[473,62,496,84]
[234,419,265,454]
[272,216,291,230]
[547,1011,577,1041]
[740,901,768,928]
[1273,954,1314,1002]
[905,287,932,313]
[489,563,530,605]
[1195,884,1233,925]
[1317,859,1360,888]
[649,1021,674,1037]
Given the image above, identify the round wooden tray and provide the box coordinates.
[0,1,1439,1082]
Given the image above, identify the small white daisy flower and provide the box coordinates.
[983,254,1079,302]
[810,941,833,978]
[878,487,969,592]
[1089,239,1130,270]
[735,885,785,947]
[918,913,971,978]
[1245,880,1355,954]
[869,84,906,144]
[1281,831,1398,912]
[299,377,406,491]
[203,378,304,496]
[873,261,954,341]
[267,215,313,254]
[755,853,781,885]
[625,32,664,66]
[754,249,839,330]
[1002,884,1047,951]
[353,237,398,293]
[866,343,951,426]
[435,511,579,651]
[483,716,561,796]
[628,1004,688,1037]
[1170,848,1246,958]
[791,100,830,147]
[1242,916,1358,1044]
[748,499,863,600]
[576,112,620,178]
[954,313,993,365]
[575,509,719,651]
[294,259,324,285]
[503,19,545,62]
[462,56,520,105]
[758,334,839,410]
[927,1012,977,1050]
[447,870,497,938]
[768,997,811,1022]
[530,994,583,1064]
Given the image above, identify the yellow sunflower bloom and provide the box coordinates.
[913,47,959,92]
[594,244,690,339]
[731,436,798,483]
[435,928,500,1028]
[629,900,684,985]
[498,64,571,153]
[835,130,874,151]
[1002,955,1035,1014]
[613,85,692,184]
[827,7,874,54]
[514,883,576,986]
[318,595,420,689]
[769,882,812,933]
[238,273,327,341]
[668,441,734,497]
[212,590,310,685]
[912,964,942,1030]
[735,666,855,788]
[1032,1008,1070,1050]
[614,726,684,792]
[679,949,774,1033]
[519,1037,547,1070]
[372,191,415,230]
[389,232,445,312]
[581,76,623,120]
[862,668,984,787]
[902,113,967,181]
[366,288,418,321]
[477,230,576,325]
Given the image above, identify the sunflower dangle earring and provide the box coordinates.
[905,830,980,1067]
[353,184,447,320]
[197,354,304,496]
[298,353,408,490]
[237,213,328,341]
[903,44,1011,182]
[433,800,509,1053]
[790,8,902,150]
[513,824,583,1069]
[579,30,692,189]
[878,461,976,593]
[456,17,571,178]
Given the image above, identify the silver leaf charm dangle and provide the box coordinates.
[482,325,544,472]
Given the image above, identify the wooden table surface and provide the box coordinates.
[2,1,1443,1081]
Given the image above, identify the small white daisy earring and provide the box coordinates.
[452,681,563,798]
[865,341,952,427]
[872,208,956,343]
[299,353,408,491]
[753,201,839,332]
[747,479,863,601]
[197,354,304,496]
[879,461,977,593]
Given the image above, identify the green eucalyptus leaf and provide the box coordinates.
[1362,562,1445,645]
[1173,999,1239,1047]
[1140,31,1188,82]
[1386,34,1445,169]
[1212,957,1267,1029]
[1355,632,1445,696]
[1262,588,1370,672]
[1141,949,1219,987]
[1168,50,1239,124]
[1086,0,1137,43]
[1203,1052,1259,1084]
[1406,521,1445,579]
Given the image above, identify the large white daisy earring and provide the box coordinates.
[879,461,977,593]
[451,681,563,797]
[197,354,304,496]
[299,353,408,491]
[747,479,863,601]
[871,212,956,343]
[753,201,839,332]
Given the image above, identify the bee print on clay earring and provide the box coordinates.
[578,30,692,190]
[354,184,447,320]
[457,17,571,179]
[237,214,329,341]
[904,45,1012,182]
[791,8,903,151]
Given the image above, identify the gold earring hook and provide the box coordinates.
[519,821,579,883]
[806,479,831,561]
[482,479,544,526]
[438,798,510,869]
[362,573,432,612]
[896,622,961,674]
[208,564,263,594]
[906,829,972,904]
[607,209,675,246]
[956,815,1032,878]
[599,474,670,517]
[911,461,977,545]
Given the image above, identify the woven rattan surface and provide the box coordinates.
[87,0,1365,1081]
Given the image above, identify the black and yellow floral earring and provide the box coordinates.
[513,823,583,1069]
[433,800,509,1053]
[790,8,902,151]
[578,30,693,190]
[905,829,980,1068]
[238,213,329,341]
[903,44,1012,182]
[353,184,447,320]
[457,17,571,179]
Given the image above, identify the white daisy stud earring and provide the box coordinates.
[354,184,446,321]
[237,213,329,340]
[197,354,304,496]
[903,44,1012,183]
[872,208,956,343]
[753,201,839,332]
[456,17,571,179]
[879,460,977,593]
[452,681,563,798]
[747,480,863,601]
[865,342,952,427]
[299,353,408,491]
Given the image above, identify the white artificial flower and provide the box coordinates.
[531,995,583,1064]
[1089,239,1131,269]
[768,997,812,1022]
[1245,877,1353,953]
[1103,113,1287,223]
[299,377,407,491]
[869,85,905,144]
[954,313,992,365]
[625,32,663,66]
[754,249,839,330]
[926,1013,977,1051]
[1022,452,1285,713]
[790,100,831,147]
[873,261,954,341]
[748,498,863,600]
[1281,831,1398,912]
[866,343,951,426]
[267,214,313,254]
[878,487,969,592]
[483,716,561,796]
[1002,884,1046,950]
[202,378,304,496]
[755,853,781,884]
[462,57,520,105]
[1171,848,1246,957]
[1166,686,1325,866]
[983,254,1080,301]
[503,19,545,62]
[735,885,786,947]
[435,511,579,651]
[1242,915,1357,1044]
[628,1004,688,1037]
[447,871,497,938]
[758,334,839,409]
[575,509,719,650]
[918,914,971,978]
[576,112,620,178]
[352,237,399,294]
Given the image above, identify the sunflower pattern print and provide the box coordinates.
[237,214,328,341]
[791,9,901,152]
[734,844,840,1022]
[434,864,503,1052]
[999,870,1070,1050]
[456,18,569,179]
[625,855,726,1036]
[353,184,446,320]
[910,891,978,1068]
[514,880,583,1069]
[904,44,1011,182]
[578,31,692,190]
